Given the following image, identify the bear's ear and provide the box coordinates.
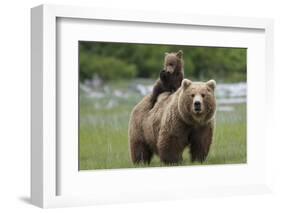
[176,50,183,58]
[182,79,192,90]
[206,79,216,91]
[165,52,169,56]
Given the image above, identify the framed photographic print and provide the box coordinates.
[31,4,274,208]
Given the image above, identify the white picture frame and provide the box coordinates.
[31,4,274,208]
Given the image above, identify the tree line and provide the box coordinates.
[79,41,246,83]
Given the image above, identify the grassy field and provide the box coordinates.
[79,80,246,170]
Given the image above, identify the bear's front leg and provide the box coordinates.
[189,124,214,163]
[157,135,184,165]
[150,79,165,108]
[159,69,168,82]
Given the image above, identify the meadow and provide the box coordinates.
[79,79,247,170]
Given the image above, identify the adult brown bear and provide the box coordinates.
[128,79,216,164]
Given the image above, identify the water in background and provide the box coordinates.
[80,79,246,112]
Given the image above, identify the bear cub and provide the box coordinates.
[150,50,184,107]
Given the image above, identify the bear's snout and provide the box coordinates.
[166,65,174,73]
[192,94,204,114]
[194,101,201,112]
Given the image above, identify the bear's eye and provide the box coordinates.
[191,94,195,98]
[169,63,173,66]
[201,94,205,98]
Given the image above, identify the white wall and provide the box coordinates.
[0,0,280,212]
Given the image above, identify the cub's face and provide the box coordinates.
[179,79,216,124]
[164,50,183,74]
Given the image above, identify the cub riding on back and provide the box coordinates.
[150,50,184,107]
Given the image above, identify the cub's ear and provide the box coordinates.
[176,50,183,58]
[182,79,192,90]
[206,79,216,90]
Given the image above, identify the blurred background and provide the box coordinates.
[79,42,246,82]
[79,42,247,170]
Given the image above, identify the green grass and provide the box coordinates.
[79,81,246,170]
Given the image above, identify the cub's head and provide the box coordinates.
[164,50,184,74]
[178,79,216,124]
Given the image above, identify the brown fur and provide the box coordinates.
[150,50,184,107]
[129,79,216,164]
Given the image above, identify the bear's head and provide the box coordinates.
[178,79,216,125]
[164,50,184,74]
